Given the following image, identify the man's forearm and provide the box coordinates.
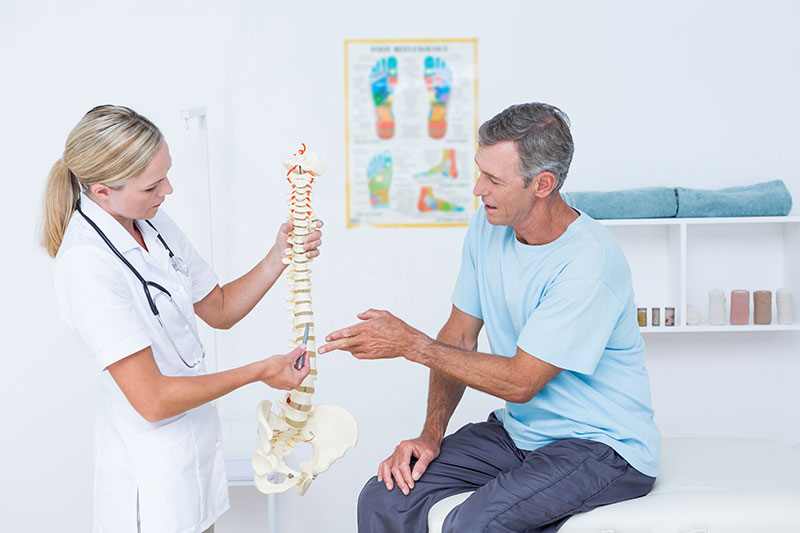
[419,323,474,440]
[409,339,533,404]
[421,369,465,441]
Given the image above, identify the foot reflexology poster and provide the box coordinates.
[345,39,478,227]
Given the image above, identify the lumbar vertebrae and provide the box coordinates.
[252,145,358,495]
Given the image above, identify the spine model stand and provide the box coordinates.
[252,145,358,495]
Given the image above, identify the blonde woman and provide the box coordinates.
[42,105,320,533]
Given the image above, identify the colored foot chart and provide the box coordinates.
[367,150,393,207]
[345,39,477,227]
[417,186,464,212]
[370,57,398,140]
[414,148,458,179]
[424,56,452,139]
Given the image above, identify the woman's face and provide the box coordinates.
[95,141,174,222]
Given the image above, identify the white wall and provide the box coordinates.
[2,1,799,531]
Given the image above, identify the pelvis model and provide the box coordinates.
[252,145,358,495]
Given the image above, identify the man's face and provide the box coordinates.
[473,141,537,227]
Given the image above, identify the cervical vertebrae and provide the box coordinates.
[252,145,358,495]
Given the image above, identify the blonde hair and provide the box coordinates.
[41,105,163,258]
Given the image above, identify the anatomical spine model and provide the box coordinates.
[252,145,358,495]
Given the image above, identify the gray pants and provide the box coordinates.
[358,413,655,533]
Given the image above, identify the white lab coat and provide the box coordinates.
[53,193,229,533]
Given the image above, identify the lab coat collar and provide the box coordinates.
[78,191,143,254]
[136,212,175,273]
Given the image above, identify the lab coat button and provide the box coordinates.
[184,325,191,332]
[216,440,222,448]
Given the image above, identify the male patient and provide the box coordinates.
[318,102,660,533]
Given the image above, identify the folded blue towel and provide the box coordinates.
[561,187,677,219]
[562,180,793,219]
[676,180,792,217]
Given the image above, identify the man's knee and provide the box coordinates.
[358,476,382,511]
[358,476,398,523]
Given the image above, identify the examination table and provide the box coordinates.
[428,437,800,533]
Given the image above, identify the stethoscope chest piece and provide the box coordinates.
[76,198,204,368]
[171,255,190,276]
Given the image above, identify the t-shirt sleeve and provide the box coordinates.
[451,216,483,320]
[156,212,219,303]
[517,278,623,374]
[53,246,152,371]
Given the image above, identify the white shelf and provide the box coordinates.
[641,324,800,333]
[601,216,800,226]
[599,216,799,334]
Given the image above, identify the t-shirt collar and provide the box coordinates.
[512,210,584,250]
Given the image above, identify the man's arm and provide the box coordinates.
[376,306,480,495]
[319,308,561,404]
[411,334,561,404]
[419,306,479,443]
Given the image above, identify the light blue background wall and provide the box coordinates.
[2,1,799,531]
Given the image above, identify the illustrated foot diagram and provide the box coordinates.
[417,186,464,212]
[367,150,393,207]
[413,148,458,179]
[424,56,452,139]
[370,57,398,140]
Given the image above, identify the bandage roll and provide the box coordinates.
[730,290,750,325]
[777,288,794,324]
[709,289,726,325]
[753,290,772,325]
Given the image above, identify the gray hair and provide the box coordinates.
[478,103,574,192]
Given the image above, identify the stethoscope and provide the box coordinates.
[76,198,206,368]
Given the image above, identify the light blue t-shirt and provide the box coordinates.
[452,208,661,477]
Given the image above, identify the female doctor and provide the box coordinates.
[41,105,320,533]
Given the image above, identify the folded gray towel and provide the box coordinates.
[676,180,792,217]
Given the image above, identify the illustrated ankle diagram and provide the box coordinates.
[252,145,358,495]
[414,148,458,179]
[417,186,465,213]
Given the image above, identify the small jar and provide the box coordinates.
[665,307,675,326]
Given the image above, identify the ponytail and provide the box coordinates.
[41,158,80,258]
[40,104,163,258]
